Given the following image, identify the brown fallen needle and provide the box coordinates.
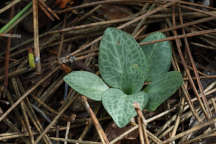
[82,96,110,144]
[134,102,150,144]
[32,0,42,74]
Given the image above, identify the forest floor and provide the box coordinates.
[0,0,216,144]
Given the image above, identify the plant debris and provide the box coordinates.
[0,0,216,143]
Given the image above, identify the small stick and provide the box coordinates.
[134,102,149,144]
[82,96,109,144]
[38,0,60,20]
[179,4,216,17]
[0,33,21,38]
[4,5,14,89]
[137,113,144,144]
[38,2,55,21]
[179,0,216,10]
[57,15,67,58]
[138,16,216,40]
[35,93,77,143]
[146,107,176,123]
[2,89,28,143]
[0,67,59,122]
[31,104,51,122]
[77,99,101,143]
[64,121,70,144]
[50,137,101,144]
[132,3,150,37]
[24,99,52,144]
[56,126,60,144]
[21,102,35,144]
[32,0,42,73]
[78,119,92,142]
[11,77,35,144]
[170,6,202,121]
[139,28,216,46]
[17,75,53,144]
[0,0,21,14]
[163,118,216,143]
[64,0,181,58]
[178,6,212,119]
[0,67,33,81]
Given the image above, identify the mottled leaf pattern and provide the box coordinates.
[141,32,172,81]
[64,28,183,128]
[144,71,183,111]
[99,28,149,94]
[63,71,108,101]
[102,88,149,128]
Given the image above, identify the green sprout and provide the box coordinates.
[64,28,183,128]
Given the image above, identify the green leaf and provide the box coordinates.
[99,28,149,94]
[141,32,172,81]
[63,71,108,101]
[144,71,183,111]
[102,88,149,128]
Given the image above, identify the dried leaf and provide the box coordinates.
[98,4,132,20]
[56,0,74,8]
[61,64,72,73]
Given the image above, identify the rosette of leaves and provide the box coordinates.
[64,28,183,128]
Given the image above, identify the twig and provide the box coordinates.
[38,2,55,21]
[137,121,144,144]
[139,28,216,46]
[48,16,139,34]
[4,6,14,89]
[31,104,51,122]
[35,93,77,143]
[39,0,60,20]
[38,78,64,104]
[179,0,216,10]
[64,121,71,144]
[64,0,181,58]
[16,77,52,144]
[11,78,35,144]
[183,131,216,144]
[50,137,101,144]
[24,98,52,144]
[0,0,21,14]
[172,5,209,119]
[179,6,212,119]
[56,126,60,144]
[179,4,216,17]
[134,102,149,144]
[32,0,42,73]
[82,96,109,144]
[32,95,69,120]
[0,67,33,81]
[77,99,101,143]
[132,3,151,38]
[57,16,66,58]
[146,107,176,123]
[0,66,60,122]
[169,6,201,121]
[163,118,216,143]
[138,16,216,40]
[57,0,147,13]
[170,40,186,138]
[110,126,138,144]
[0,33,21,38]
[78,119,92,142]
[3,89,28,143]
